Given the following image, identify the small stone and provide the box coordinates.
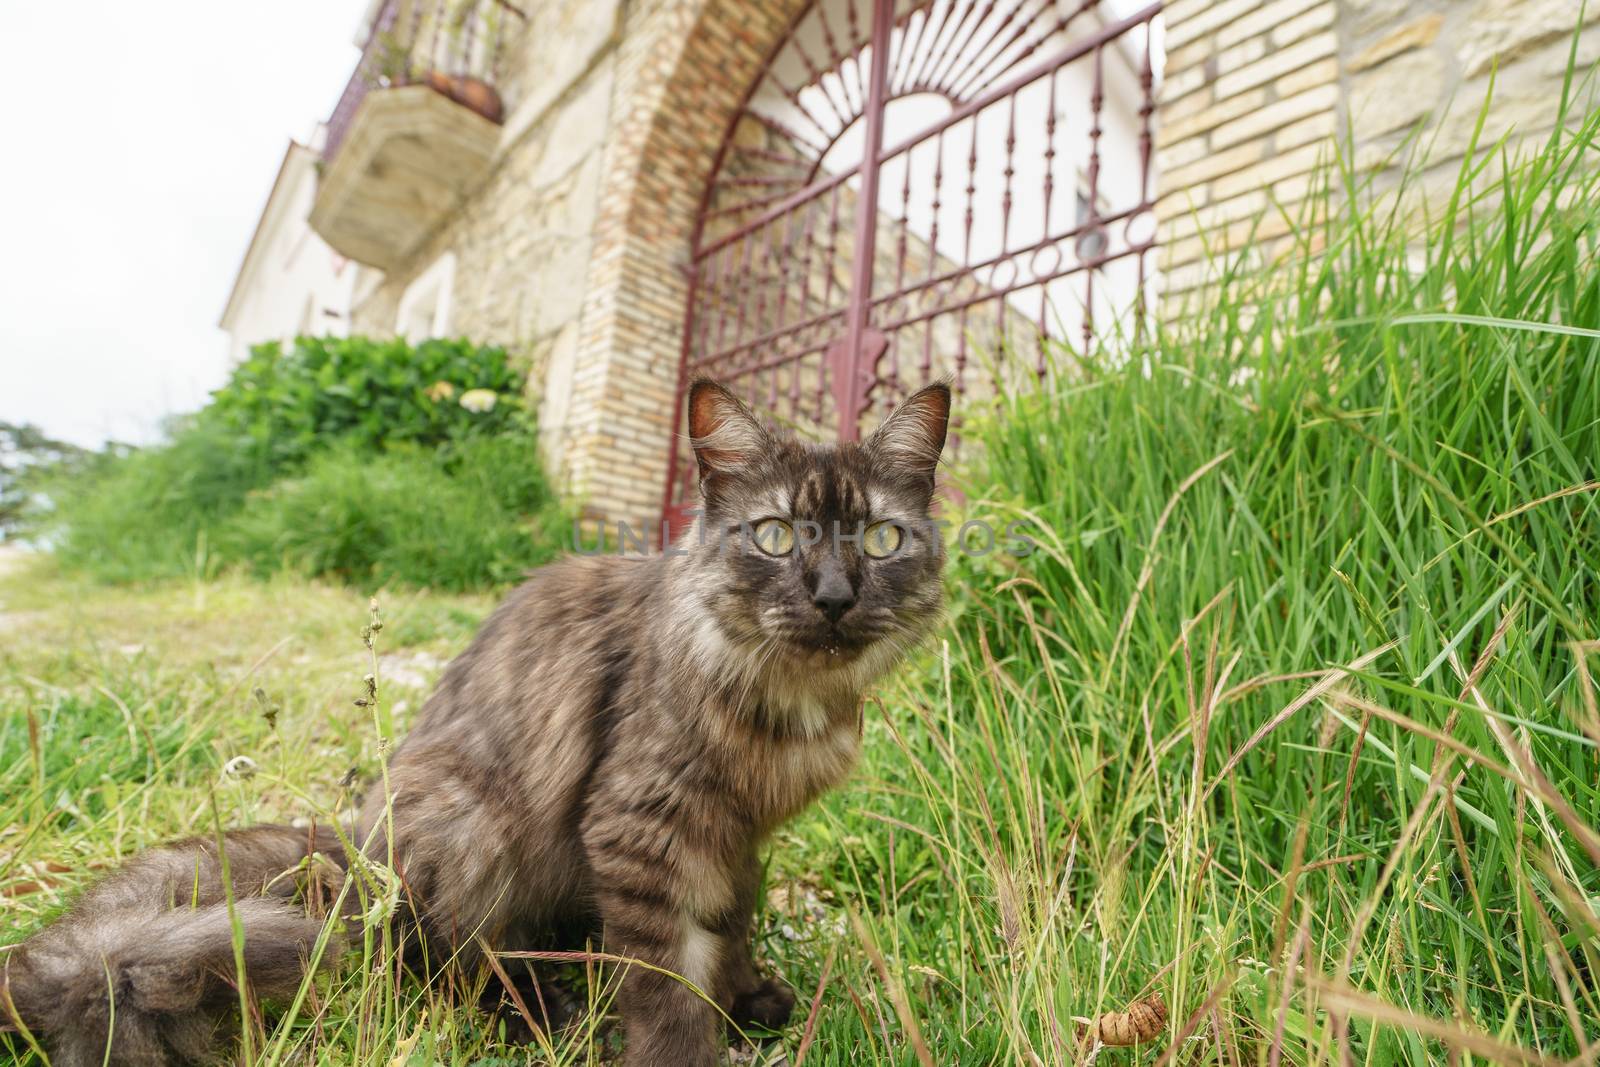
[380,651,446,690]
[1350,50,1447,137]
[1431,64,1594,160]
[1348,13,1444,73]
[1458,0,1600,77]
[1345,0,1413,37]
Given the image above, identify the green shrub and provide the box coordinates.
[46,336,565,589]
[221,439,563,591]
[48,420,276,582]
[208,336,526,470]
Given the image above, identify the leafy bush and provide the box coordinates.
[46,336,565,589]
[221,439,564,591]
[210,336,527,470]
[48,420,274,582]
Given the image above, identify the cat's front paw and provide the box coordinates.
[729,976,797,1032]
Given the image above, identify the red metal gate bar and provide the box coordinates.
[833,0,897,442]
[662,0,1163,536]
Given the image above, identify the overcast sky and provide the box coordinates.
[1,0,369,448]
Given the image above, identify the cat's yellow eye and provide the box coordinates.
[863,521,903,559]
[751,518,795,556]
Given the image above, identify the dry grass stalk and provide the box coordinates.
[1306,977,1565,1067]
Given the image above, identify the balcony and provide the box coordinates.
[309,0,524,271]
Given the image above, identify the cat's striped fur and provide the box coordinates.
[1,379,951,1066]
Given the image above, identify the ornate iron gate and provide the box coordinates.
[663,0,1161,528]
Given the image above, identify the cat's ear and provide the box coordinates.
[688,379,770,481]
[864,381,950,486]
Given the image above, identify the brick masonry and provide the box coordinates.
[1156,0,1600,307]
[1155,0,1340,302]
[561,0,811,531]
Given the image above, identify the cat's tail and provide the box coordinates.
[0,824,348,1067]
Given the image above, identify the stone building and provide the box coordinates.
[227,0,1160,532]
[222,0,1599,530]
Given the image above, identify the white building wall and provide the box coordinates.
[220,140,360,364]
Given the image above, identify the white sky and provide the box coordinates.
[0,0,369,448]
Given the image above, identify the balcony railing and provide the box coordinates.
[323,0,524,164]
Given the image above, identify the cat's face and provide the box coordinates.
[685,380,950,674]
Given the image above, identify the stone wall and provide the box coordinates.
[339,0,1157,532]
[1344,0,1600,202]
[1155,0,1600,306]
[349,0,808,529]
[558,0,811,529]
[346,0,627,486]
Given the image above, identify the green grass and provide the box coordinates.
[5,83,1600,1067]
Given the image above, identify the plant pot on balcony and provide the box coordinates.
[421,70,504,124]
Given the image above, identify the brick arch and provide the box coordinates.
[560,0,812,529]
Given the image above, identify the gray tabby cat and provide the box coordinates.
[1,378,951,1066]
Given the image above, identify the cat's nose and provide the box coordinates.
[812,566,856,623]
[814,587,855,623]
